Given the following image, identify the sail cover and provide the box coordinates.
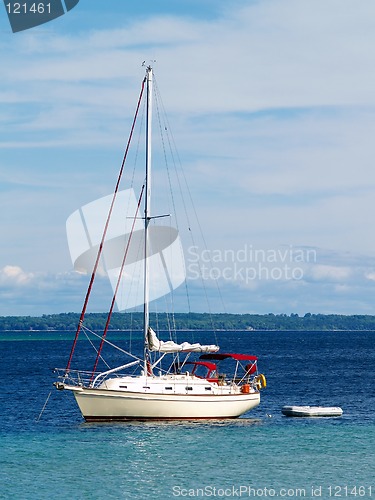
[147,327,219,353]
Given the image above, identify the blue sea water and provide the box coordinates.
[0,330,374,500]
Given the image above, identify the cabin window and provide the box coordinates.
[185,387,193,391]
[205,387,212,391]
[119,385,128,389]
[165,387,173,390]
[143,386,150,389]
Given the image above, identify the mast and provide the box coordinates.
[143,65,153,372]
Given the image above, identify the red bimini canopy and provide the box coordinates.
[186,361,217,371]
[199,353,258,362]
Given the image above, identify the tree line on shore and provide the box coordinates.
[1,312,375,331]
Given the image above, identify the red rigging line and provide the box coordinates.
[89,185,145,383]
[65,76,146,375]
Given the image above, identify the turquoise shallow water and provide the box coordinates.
[1,420,374,499]
[1,330,374,499]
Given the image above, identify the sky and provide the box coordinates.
[1,0,375,316]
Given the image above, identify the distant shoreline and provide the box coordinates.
[1,329,375,333]
[1,312,375,332]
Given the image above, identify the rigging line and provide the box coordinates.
[146,228,174,347]
[64,76,146,375]
[153,82,185,339]
[153,79,194,314]
[119,231,143,313]
[154,302,160,333]
[181,200,218,342]
[164,295,177,344]
[154,80,191,322]
[81,324,141,361]
[81,326,111,370]
[36,391,52,422]
[151,303,160,367]
[118,209,144,312]
[154,80,177,225]
[176,154,227,318]
[129,311,133,354]
[129,97,146,199]
[157,94,225,340]
[155,110,208,337]
[160,281,178,343]
[153,78,191,231]
[90,185,145,382]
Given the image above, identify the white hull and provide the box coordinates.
[281,406,343,417]
[67,386,260,421]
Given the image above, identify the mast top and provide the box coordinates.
[142,60,156,73]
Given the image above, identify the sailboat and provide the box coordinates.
[54,66,266,421]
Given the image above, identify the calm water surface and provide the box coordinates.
[0,330,374,499]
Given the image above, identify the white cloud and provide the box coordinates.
[0,267,113,315]
[1,1,375,314]
[0,265,34,285]
[3,1,375,120]
[308,264,351,282]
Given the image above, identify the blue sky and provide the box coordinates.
[1,0,375,316]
